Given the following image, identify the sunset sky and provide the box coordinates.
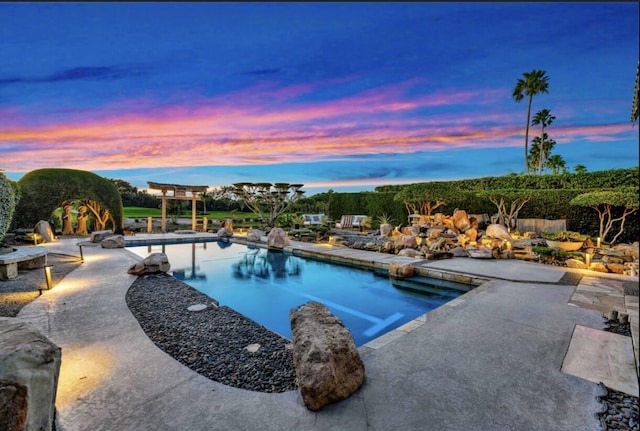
[1,2,638,195]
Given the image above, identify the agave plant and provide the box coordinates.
[377,213,394,226]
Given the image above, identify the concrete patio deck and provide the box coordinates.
[15,235,639,431]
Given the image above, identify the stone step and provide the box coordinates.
[561,325,639,396]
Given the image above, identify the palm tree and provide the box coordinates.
[547,154,567,174]
[574,164,588,174]
[512,69,550,173]
[531,109,555,174]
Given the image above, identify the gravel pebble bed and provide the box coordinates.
[125,273,297,393]
[598,317,639,431]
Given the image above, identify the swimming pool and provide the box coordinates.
[127,241,474,346]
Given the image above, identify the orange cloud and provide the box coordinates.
[0,80,635,173]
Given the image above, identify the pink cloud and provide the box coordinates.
[1,80,635,173]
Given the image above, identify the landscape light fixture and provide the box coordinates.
[78,243,85,262]
[41,264,53,294]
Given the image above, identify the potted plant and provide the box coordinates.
[541,231,588,251]
[377,214,394,237]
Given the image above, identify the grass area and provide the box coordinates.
[123,207,261,221]
[123,207,163,218]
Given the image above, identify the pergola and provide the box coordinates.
[147,182,209,232]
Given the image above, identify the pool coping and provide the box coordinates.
[124,233,495,353]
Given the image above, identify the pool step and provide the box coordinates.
[391,275,475,297]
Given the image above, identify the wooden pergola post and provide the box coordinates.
[191,197,197,230]
[161,191,167,233]
[147,182,209,233]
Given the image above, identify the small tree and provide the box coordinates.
[393,182,453,220]
[569,187,639,244]
[83,199,113,231]
[232,182,305,228]
[478,189,533,230]
[0,172,19,242]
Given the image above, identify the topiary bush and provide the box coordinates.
[11,169,123,233]
[0,172,19,242]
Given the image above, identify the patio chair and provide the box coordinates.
[335,215,354,229]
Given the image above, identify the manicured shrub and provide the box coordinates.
[0,172,19,241]
[11,169,123,233]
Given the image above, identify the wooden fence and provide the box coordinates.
[516,218,566,234]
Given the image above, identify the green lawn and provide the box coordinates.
[123,207,261,221]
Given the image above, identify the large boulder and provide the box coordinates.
[90,230,113,243]
[289,301,365,411]
[452,209,471,233]
[485,224,512,241]
[217,227,234,239]
[101,235,125,249]
[34,220,56,243]
[127,252,170,276]
[388,261,416,278]
[267,227,290,249]
[395,234,417,249]
[247,229,265,242]
[0,318,61,431]
[613,242,639,260]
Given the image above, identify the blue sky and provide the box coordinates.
[1,2,638,195]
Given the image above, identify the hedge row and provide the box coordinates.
[0,172,19,241]
[375,167,639,192]
[329,168,639,243]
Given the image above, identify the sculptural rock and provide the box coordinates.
[485,224,512,241]
[378,223,393,238]
[217,227,234,239]
[90,230,114,243]
[267,227,290,249]
[127,252,170,276]
[247,229,265,242]
[388,260,416,277]
[452,209,471,233]
[34,220,56,243]
[101,235,125,249]
[289,301,364,411]
[0,318,61,431]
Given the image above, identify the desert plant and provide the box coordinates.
[377,213,394,226]
[292,214,305,228]
[531,246,584,261]
[361,216,373,230]
[540,231,588,242]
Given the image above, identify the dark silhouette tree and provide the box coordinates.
[531,108,556,174]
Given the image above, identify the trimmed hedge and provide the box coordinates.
[11,169,124,233]
[374,167,639,192]
[0,172,19,241]
[329,167,639,243]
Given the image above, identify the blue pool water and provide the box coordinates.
[127,241,473,346]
